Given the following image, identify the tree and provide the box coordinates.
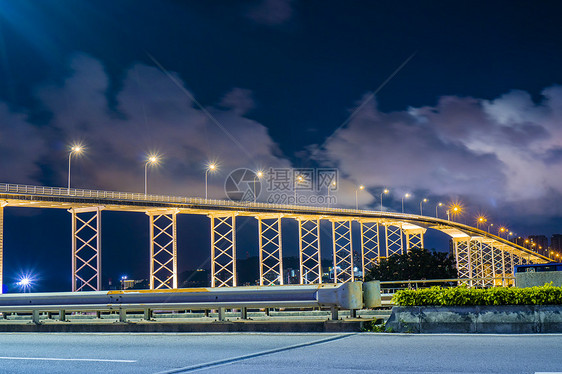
[364,248,457,282]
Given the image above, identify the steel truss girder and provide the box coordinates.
[513,253,523,266]
[148,211,178,290]
[360,221,380,273]
[404,228,426,251]
[384,223,404,257]
[256,216,283,286]
[297,218,322,284]
[473,239,494,287]
[331,220,354,284]
[210,214,237,288]
[492,245,505,285]
[453,238,471,286]
[69,207,103,292]
[504,250,514,276]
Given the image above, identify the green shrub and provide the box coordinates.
[392,284,562,306]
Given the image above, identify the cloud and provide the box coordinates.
[0,103,47,184]
[220,88,255,115]
[32,53,291,197]
[247,0,293,26]
[316,86,562,219]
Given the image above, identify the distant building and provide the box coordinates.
[512,237,526,247]
[552,234,562,252]
[528,235,549,255]
[120,278,148,290]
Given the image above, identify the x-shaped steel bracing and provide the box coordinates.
[257,216,283,286]
[332,220,354,284]
[384,223,404,257]
[210,214,237,287]
[453,238,472,286]
[360,221,380,274]
[148,211,178,289]
[298,219,322,284]
[70,207,103,291]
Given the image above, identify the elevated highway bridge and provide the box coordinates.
[0,183,549,293]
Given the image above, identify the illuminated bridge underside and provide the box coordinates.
[0,184,550,291]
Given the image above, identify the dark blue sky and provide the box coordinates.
[1,0,562,291]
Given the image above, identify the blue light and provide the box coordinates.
[16,272,36,292]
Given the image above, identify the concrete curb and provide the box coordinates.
[386,305,562,333]
[0,320,368,333]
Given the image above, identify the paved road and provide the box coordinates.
[0,333,561,373]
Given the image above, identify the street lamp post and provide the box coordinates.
[380,189,389,211]
[401,193,410,213]
[67,145,83,192]
[488,223,493,233]
[145,155,159,195]
[435,202,443,218]
[355,185,365,210]
[294,175,304,205]
[253,170,263,203]
[205,163,217,200]
[419,198,428,215]
[450,204,461,222]
[328,181,336,207]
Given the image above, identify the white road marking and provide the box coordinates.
[0,356,136,363]
[156,333,356,374]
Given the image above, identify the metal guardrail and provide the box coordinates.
[0,282,381,324]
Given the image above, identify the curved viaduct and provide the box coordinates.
[0,183,549,292]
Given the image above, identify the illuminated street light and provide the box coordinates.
[253,170,263,203]
[476,215,487,229]
[68,144,84,192]
[145,154,160,195]
[498,226,507,238]
[435,202,443,218]
[401,193,410,213]
[17,272,35,293]
[449,203,463,222]
[488,223,494,233]
[419,198,428,215]
[205,163,217,200]
[355,185,365,210]
[380,188,389,211]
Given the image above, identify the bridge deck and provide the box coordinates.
[0,183,550,263]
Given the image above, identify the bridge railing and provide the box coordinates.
[0,183,416,218]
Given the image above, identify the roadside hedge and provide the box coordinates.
[392,284,562,306]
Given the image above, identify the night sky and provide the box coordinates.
[1,0,562,291]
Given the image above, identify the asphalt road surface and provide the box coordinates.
[0,332,561,373]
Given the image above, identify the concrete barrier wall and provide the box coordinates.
[386,305,562,333]
[515,271,562,288]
